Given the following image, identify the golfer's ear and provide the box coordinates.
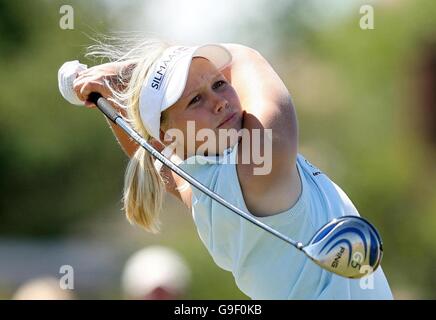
[159,129,167,146]
[150,136,165,152]
[159,128,164,139]
[159,128,178,146]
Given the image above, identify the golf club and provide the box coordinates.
[82,92,383,279]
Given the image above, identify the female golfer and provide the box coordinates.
[72,39,393,299]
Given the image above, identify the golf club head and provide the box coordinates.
[302,216,383,279]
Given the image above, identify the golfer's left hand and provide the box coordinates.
[73,61,135,109]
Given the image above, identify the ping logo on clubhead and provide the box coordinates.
[331,248,364,271]
[331,246,346,268]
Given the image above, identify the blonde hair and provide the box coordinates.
[86,34,172,233]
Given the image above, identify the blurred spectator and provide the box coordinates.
[121,246,191,300]
[12,276,75,300]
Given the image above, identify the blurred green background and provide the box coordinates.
[0,0,435,299]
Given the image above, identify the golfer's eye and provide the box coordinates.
[213,80,226,90]
[188,95,201,106]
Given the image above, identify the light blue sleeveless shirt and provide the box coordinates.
[176,143,393,300]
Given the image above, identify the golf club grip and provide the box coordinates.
[88,92,120,123]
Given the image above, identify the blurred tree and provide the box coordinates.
[0,0,126,236]
[0,0,31,57]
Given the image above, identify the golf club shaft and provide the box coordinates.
[88,92,303,250]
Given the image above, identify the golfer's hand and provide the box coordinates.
[72,61,130,109]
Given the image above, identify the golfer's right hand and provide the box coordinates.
[72,62,122,109]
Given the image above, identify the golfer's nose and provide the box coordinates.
[213,95,228,114]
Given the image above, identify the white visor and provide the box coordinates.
[139,44,232,141]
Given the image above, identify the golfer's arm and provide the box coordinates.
[106,118,139,157]
[221,43,298,167]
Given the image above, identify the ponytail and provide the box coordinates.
[86,35,172,232]
[123,146,165,233]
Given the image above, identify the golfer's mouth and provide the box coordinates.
[217,112,237,128]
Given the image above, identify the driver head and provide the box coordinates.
[303,216,383,279]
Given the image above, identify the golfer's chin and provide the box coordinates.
[193,134,239,157]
